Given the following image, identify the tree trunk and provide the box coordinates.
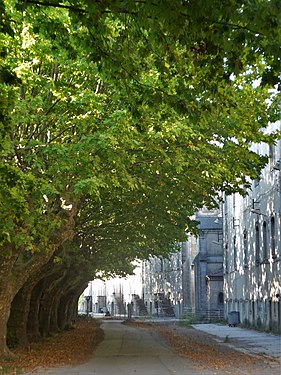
[27,278,46,342]
[49,292,62,334]
[7,282,34,348]
[0,285,15,357]
[8,258,55,347]
[38,270,67,338]
[68,287,86,326]
[58,282,86,330]
[0,211,76,355]
[0,249,21,356]
[49,273,79,333]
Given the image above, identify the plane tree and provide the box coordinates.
[0,0,280,355]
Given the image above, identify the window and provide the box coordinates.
[255,223,260,265]
[271,216,276,258]
[218,292,224,305]
[269,144,275,169]
[233,235,237,270]
[262,221,268,260]
[225,243,229,274]
[243,229,248,267]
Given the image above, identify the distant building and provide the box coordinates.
[142,253,182,317]
[80,262,145,316]
[223,121,281,331]
[193,211,224,321]
[142,208,224,320]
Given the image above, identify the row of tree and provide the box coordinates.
[0,0,280,356]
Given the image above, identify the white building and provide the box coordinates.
[223,121,281,331]
[193,211,224,321]
[142,208,224,320]
[142,253,183,317]
[81,262,144,316]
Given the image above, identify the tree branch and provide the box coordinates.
[22,0,85,13]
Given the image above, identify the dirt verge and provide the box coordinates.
[0,319,104,375]
[126,320,280,375]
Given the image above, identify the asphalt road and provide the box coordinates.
[23,320,219,375]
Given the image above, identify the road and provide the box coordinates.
[192,323,281,361]
[23,320,219,375]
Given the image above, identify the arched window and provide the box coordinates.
[224,238,229,274]
[233,235,237,270]
[243,229,248,267]
[218,292,224,305]
[255,223,260,265]
[271,216,276,258]
[262,221,268,260]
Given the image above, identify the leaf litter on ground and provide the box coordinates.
[125,320,280,375]
[0,319,104,375]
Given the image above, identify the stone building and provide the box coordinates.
[193,211,224,320]
[142,253,182,317]
[142,209,224,320]
[223,121,281,331]
[80,262,145,317]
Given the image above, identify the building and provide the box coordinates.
[80,261,145,317]
[193,210,224,321]
[223,121,281,331]
[80,208,224,321]
[142,252,183,317]
[142,208,224,320]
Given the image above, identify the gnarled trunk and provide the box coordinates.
[0,209,76,354]
[0,284,15,357]
[0,250,21,357]
[38,270,67,338]
[8,259,54,347]
[58,282,87,330]
[7,282,34,348]
[27,278,46,342]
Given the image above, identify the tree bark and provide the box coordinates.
[58,282,87,330]
[67,285,87,326]
[0,208,76,356]
[8,258,56,347]
[38,270,67,338]
[0,248,21,356]
[0,283,16,357]
[27,278,46,342]
[7,283,34,348]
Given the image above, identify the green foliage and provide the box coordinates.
[0,0,280,278]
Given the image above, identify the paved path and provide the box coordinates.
[192,323,281,362]
[24,320,217,375]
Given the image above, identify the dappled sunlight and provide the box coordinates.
[224,124,281,330]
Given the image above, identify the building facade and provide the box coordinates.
[80,262,145,316]
[142,208,224,320]
[80,210,224,321]
[193,211,224,320]
[223,120,281,331]
[142,249,188,318]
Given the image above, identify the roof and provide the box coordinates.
[196,215,223,230]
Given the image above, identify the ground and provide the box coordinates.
[132,320,280,375]
[0,319,104,374]
[0,318,279,375]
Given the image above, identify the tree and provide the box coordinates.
[0,0,280,355]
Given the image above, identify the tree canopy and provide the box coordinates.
[0,0,280,354]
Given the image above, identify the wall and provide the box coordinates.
[223,120,281,331]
